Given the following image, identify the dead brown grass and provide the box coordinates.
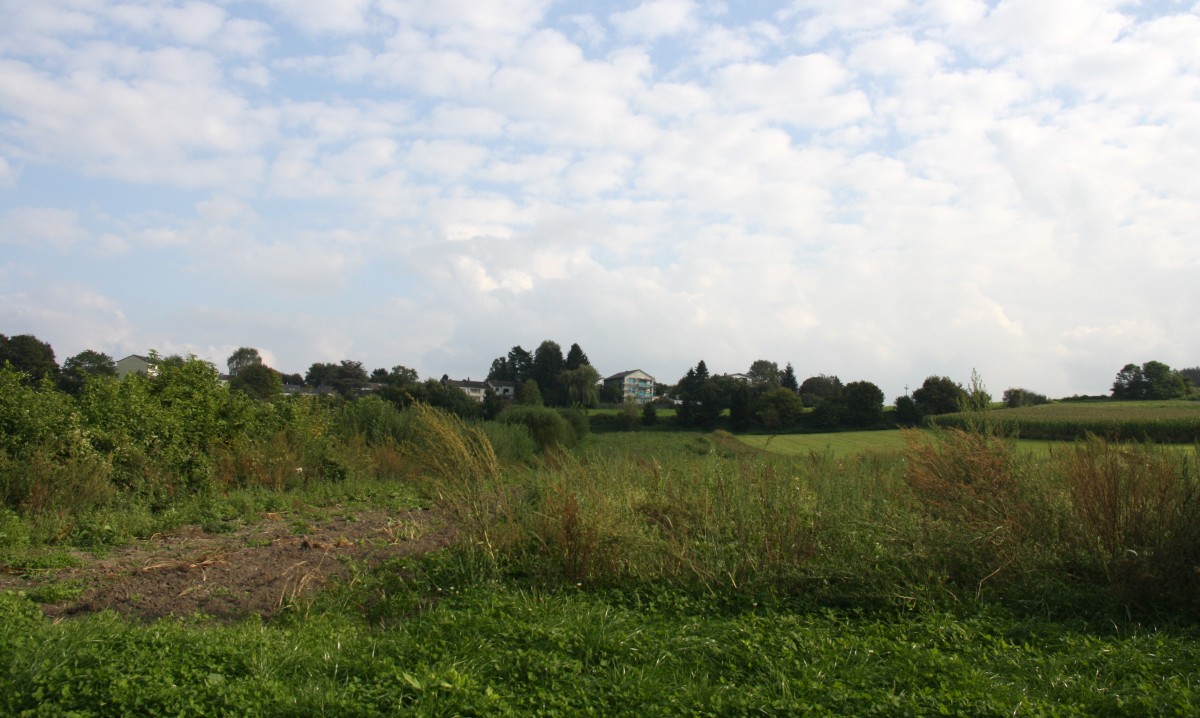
[1058,438,1200,604]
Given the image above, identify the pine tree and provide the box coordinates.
[782,363,799,393]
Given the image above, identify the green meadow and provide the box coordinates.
[737,429,909,456]
[4,375,1200,715]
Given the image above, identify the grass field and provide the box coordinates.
[4,579,1199,716]
[5,405,1200,715]
[736,400,1200,458]
[738,430,909,456]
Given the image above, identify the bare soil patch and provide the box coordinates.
[1,507,455,623]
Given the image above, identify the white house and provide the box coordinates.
[442,377,516,403]
[603,369,656,404]
[115,354,157,379]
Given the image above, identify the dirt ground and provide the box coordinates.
[0,507,456,623]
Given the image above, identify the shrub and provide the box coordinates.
[336,395,409,446]
[0,446,114,519]
[617,402,640,431]
[500,405,579,452]
[557,405,590,443]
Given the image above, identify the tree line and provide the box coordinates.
[669,359,890,431]
[485,340,602,408]
[3,332,1196,436]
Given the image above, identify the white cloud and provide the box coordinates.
[264,0,375,35]
[231,63,271,87]
[782,0,910,44]
[0,207,88,251]
[378,0,551,48]
[226,240,362,293]
[0,281,134,358]
[0,155,15,186]
[610,0,699,41]
[562,153,634,196]
[847,33,946,77]
[713,54,871,128]
[488,34,658,148]
[404,139,488,178]
[109,1,228,45]
[690,22,779,68]
[196,196,258,224]
[0,0,1196,398]
[0,51,274,188]
[562,14,607,48]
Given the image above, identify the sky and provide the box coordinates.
[1,0,1198,399]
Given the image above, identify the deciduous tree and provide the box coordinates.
[747,359,781,387]
[1179,366,1200,392]
[799,374,842,408]
[1143,360,1187,399]
[518,379,543,406]
[560,364,601,407]
[1002,388,1049,408]
[532,340,566,405]
[1111,361,1187,400]
[231,363,282,401]
[912,375,966,416]
[58,349,116,395]
[305,360,368,397]
[0,334,58,384]
[842,381,885,428]
[226,347,263,378]
[755,387,804,430]
[893,395,921,425]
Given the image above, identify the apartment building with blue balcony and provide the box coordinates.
[603,369,655,404]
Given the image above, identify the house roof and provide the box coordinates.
[444,378,489,390]
[604,369,653,382]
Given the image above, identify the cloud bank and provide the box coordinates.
[1,0,1198,397]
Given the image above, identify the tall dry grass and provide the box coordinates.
[401,403,512,560]
[500,449,918,601]
[900,428,1071,599]
[1057,438,1200,607]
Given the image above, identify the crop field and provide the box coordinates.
[934,399,1200,442]
[738,429,1200,459]
[3,369,1200,715]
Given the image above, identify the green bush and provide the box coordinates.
[480,420,538,464]
[500,406,580,452]
[336,395,410,446]
[617,402,640,431]
[557,406,590,442]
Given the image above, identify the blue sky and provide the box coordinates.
[2,0,1198,398]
